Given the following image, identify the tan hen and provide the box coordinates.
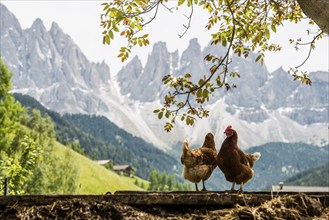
[181,133,217,191]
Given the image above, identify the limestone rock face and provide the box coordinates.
[1,3,328,148]
[0,4,110,114]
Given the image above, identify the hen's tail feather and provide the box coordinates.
[182,139,191,156]
[250,152,261,162]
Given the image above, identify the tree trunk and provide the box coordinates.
[297,0,329,34]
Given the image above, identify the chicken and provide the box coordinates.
[181,133,217,191]
[217,125,261,192]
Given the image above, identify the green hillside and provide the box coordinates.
[284,161,329,186]
[14,93,181,180]
[53,141,145,194]
[244,143,329,191]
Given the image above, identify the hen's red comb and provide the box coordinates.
[225,125,232,133]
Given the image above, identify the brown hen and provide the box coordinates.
[181,133,217,191]
[217,125,261,192]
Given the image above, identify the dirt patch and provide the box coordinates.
[1,193,328,219]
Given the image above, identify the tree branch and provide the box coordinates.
[295,31,324,69]
[178,2,194,38]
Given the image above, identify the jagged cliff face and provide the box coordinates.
[118,42,179,102]
[1,4,328,149]
[1,6,110,114]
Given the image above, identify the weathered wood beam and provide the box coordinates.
[0,191,328,207]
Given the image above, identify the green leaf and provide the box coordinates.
[198,79,204,86]
[138,39,142,47]
[222,37,227,47]
[265,28,270,39]
[203,89,209,98]
[103,35,110,45]
[207,4,213,12]
[184,73,191,78]
[109,30,114,39]
[271,25,276,33]
[186,117,191,125]
[255,54,262,62]
[178,0,185,6]
[112,25,119,32]
[230,72,240,78]
[197,89,202,97]
[137,23,143,31]
[158,112,163,119]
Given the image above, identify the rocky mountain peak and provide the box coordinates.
[0,4,23,74]
[0,6,111,114]
[31,18,45,29]
[0,4,21,30]
[178,38,206,83]
[186,38,201,51]
[29,18,49,41]
[180,38,202,64]
[117,56,143,96]
[117,41,179,102]
[50,22,62,36]
[1,5,328,148]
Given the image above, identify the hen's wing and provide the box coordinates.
[217,153,234,182]
[182,149,205,167]
[182,149,217,168]
[231,149,254,184]
[236,148,250,166]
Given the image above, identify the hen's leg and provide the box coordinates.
[229,182,236,192]
[201,180,207,191]
[238,183,244,193]
[195,183,199,191]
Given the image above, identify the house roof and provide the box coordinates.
[272,185,329,192]
[96,160,111,165]
[113,165,131,170]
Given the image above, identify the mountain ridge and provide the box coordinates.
[1,3,328,150]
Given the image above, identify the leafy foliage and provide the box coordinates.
[21,110,78,194]
[0,58,40,195]
[100,0,325,131]
[0,59,78,195]
[0,135,41,195]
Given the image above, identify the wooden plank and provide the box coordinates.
[0,191,328,207]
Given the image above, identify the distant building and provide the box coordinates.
[113,165,134,177]
[97,160,111,165]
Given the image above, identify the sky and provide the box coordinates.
[2,0,328,75]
